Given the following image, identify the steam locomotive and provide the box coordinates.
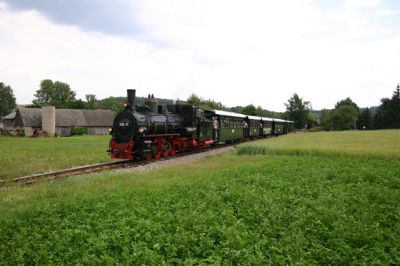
[109,90,293,160]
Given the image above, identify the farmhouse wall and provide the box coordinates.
[55,127,72,137]
[88,127,110,135]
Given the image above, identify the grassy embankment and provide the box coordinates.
[0,135,112,180]
[0,130,399,264]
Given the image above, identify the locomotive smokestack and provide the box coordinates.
[127,89,136,111]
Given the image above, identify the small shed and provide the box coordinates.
[9,107,114,136]
[1,111,17,130]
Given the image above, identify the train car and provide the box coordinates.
[272,119,285,135]
[261,117,274,136]
[204,110,245,142]
[246,115,261,138]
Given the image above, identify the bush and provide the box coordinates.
[308,126,322,132]
[18,129,25,137]
[71,127,87,136]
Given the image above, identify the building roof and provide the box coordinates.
[211,109,292,123]
[212,110,246,118]
[18,108,41,126]
[2,111,16,120]
[16,107,114,127]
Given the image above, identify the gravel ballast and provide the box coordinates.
[118,146,237,174]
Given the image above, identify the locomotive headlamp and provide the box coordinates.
[138,127,145,134]
[107,127,112,132]
[123,102,128,108]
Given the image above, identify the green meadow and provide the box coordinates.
[0,135,112,180]
[0,130,399,264]
[237,130,400,158]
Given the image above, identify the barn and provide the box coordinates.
[1,107,114,137]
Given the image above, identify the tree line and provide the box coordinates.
[284,85,400,130]
[0,79,173,116]
[1,79,399,130]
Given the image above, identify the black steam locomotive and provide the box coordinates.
[109,90,293,160]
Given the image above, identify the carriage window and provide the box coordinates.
[222,118,229,128]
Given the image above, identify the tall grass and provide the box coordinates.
[237,130,400,159]
[0,135,112,180]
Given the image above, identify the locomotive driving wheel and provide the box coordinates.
[162,141,171,158]
[162,149,169,158]
[154,151,162,159]
[144,153,153,160]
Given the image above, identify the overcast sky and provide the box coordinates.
[0,0,399,111]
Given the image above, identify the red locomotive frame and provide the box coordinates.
[110,134,215,161]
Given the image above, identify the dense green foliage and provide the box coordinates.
[240,104,257,116]
[33,79,77,108]
[0,136,111,180]
[1,130,399,264]
[284,93,311,129]
[186,93,225,110]
[0,82,16,116]
[320,86,400,131]
[358,108,373,129]
[85,94,98,109]
[320,98,359,131]
[71,127,88,136]
[374,86,400,129]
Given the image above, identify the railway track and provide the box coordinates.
[4,140,243,186]
[13,160,136,185]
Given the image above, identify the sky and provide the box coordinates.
[0,0,399,111]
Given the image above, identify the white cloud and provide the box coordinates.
[345,0,380,8]
[0,0,399,111]
[377,9,400,17]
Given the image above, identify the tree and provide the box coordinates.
[284,93,311,129]
[0,82,17,116]
[330,105,359,130]
[98,97,123,114]
[33,79,76,108]
[335,97,359,112]
[187,93,202,106]
[241,104,257,116]
[69,99,87,109]
[358,108,373,129]
[323,97,359,130]
[373,85,400,129]
[307,112,320,129]
[320,109,332,130]
[85,94,98,109]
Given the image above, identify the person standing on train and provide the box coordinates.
[213,116,219,142]
[243,120,249,138]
